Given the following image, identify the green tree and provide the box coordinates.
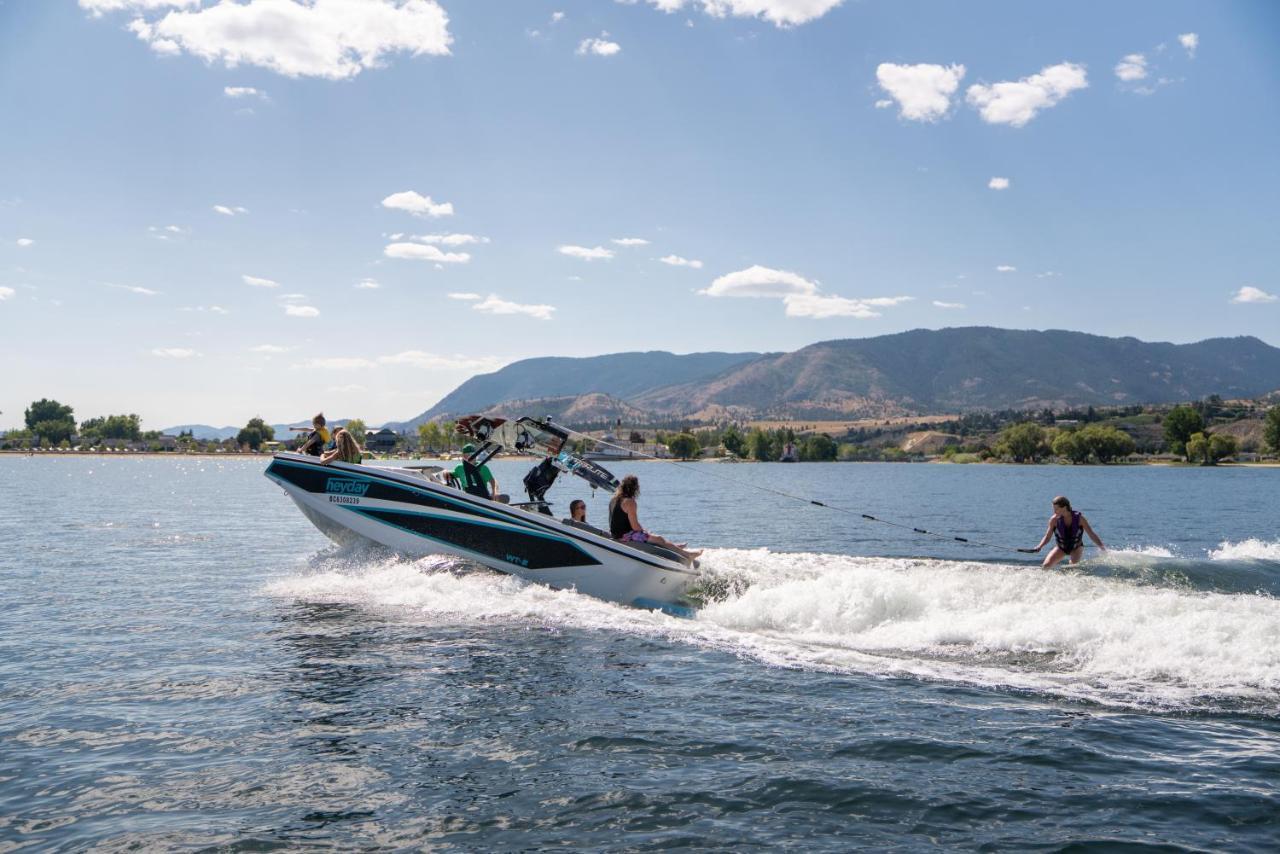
[1052,429,1091,464]
[344,419,368,442]
[1265,406,1280,456]
[24,398,76,446]
[996,422,1049,463]
[79,414,142,444]
[746,427,774,462]
[1163,405,1204,459]
[1185,431,1210,465]
[31,419,75,446]
[1080,424,1136,464]
[25,398,73,430]
[1209,433,1238,463]
[237,417,274,451]
[439,420,457,451]
[799,433,838,461]
[667,432,699,459]
[721,424,745,457]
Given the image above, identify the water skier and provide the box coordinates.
[1029,495,1105,567]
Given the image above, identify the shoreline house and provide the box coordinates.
[366,428,399,454]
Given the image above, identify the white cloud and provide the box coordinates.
[381,190,453,218]
[577,34,621,56]
[611,237,650,246]
[996,265,1017,273]
[932,300,965,309]
[1231,286,1277,304]
[988,176,1010,190]
[250,344,291,353]
[298,356,375,369]
[1114,53,1148,82]
[179,304,229,314]
[448,292,482,300]
[109,284,160,296]
[630,0,843,27]
[354,278,381,289]
[782,293,879,319]
[213,204,248,216]
[703,265,817,298]
[242,274,279,288]
[407,232,488,246]
[284,304,320,318]
[472,294,555,320]
[79,0,197,16]
[151,347,199,358]
[383,242,470,263]
[875,62,965,122]
[659,254,704,269]
[148,224,188,239]
[0,286,15,301]
[859,296,914,307]
[1179,33,1198,58]
[16,237,34,247]
[551,11,565,23]
[966,62,1088,127]
[703,265,909,319]
[122,0,451,80]
[223,85,267,99]
[1036,271,1060,279]
[558,244,614,261]
[377,350,508,371]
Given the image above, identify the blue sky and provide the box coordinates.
[2,0,1278,429]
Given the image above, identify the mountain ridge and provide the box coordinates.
[392,328,1280,426]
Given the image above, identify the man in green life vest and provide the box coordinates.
[451,443,501,501]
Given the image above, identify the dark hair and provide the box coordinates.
[1052,495,1071,510]
[616,475,639,500]
[569,499,585,513]
[313,412,326,426]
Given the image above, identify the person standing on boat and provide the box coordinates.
[1029,495,1105,567]
[609,475,701,561]
[452,443,502,501]
[320,428,362,466]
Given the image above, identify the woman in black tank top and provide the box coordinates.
[609,475,702,561]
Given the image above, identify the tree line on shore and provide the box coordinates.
[5,396,1280,465]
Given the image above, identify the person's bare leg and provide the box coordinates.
[1042,547,1068,568]
[1067,546,1085,565]
[647,534,702,561]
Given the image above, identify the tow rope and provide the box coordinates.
[563,427,1035,555]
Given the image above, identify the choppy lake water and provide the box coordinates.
[3,455,1279,850]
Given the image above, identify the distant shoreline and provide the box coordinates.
[2,449,1276,467]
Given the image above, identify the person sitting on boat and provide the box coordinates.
[450,443,503,501]
[298,412,330,456]
[1028,495,1105,567]
[320,428,362,466]
[609,475,701,561]
[567,499,587,524]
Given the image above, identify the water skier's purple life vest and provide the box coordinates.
[1054,511,1083,552]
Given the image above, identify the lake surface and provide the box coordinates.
[3,455,1279,850]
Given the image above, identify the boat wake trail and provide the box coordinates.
[264,540,1280,717]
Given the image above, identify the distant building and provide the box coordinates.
[366,428,398,453]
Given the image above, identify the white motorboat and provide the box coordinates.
[265,416,700,614]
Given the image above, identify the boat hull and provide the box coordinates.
[264,453,698,609]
